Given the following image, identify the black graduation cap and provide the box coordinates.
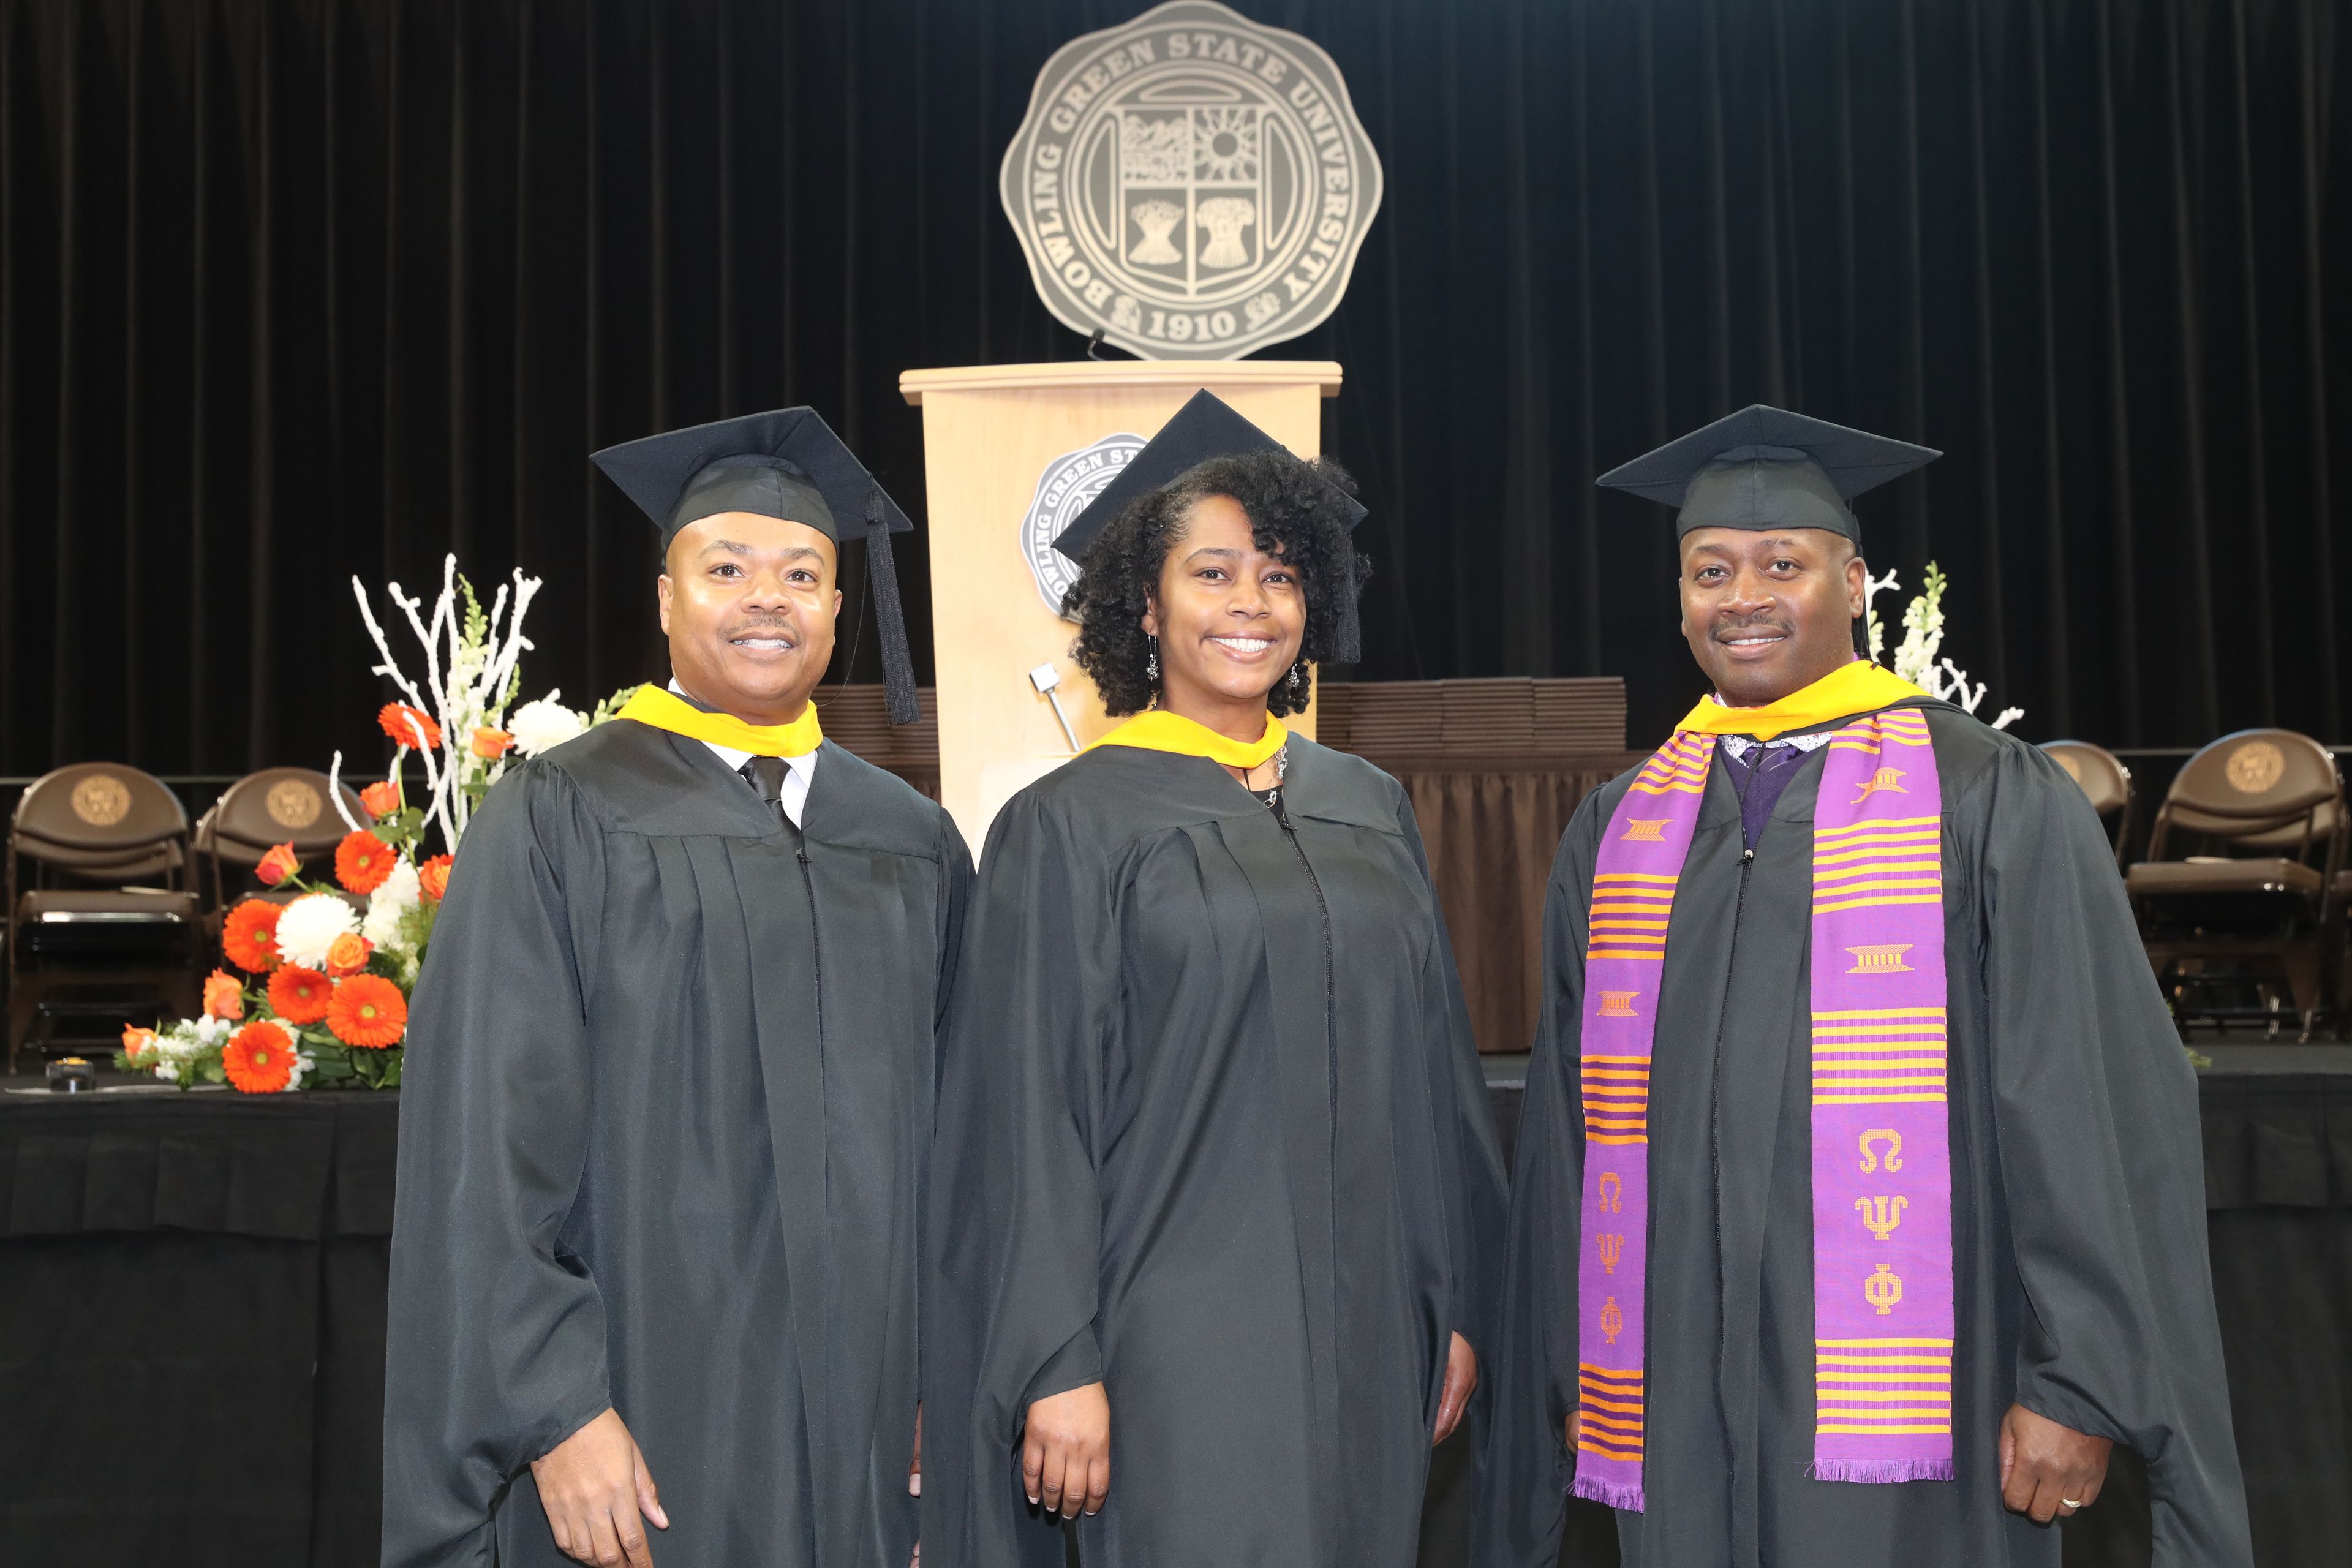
[1593,404,1940,544]
[592,407,922,725]
[1052,390,1369,662]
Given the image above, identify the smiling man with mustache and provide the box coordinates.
[384,409,971,1568]
[1476,407,2250,1568]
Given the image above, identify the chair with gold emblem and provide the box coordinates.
[6,763,202,1070]
[2126,729,2344,1037]
[2038,739,2134,866]
[193,768,368,913]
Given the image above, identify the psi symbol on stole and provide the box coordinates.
[1854,1195,1908,1242]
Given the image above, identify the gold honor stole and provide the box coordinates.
[1570,666,1954,1513]
[1087,709,1289,770]
[615,685,825,758]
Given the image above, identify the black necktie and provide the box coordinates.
[739,756,790,821]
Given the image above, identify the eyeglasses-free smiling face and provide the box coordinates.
[1677,526,1869,706]
[658,511,842,723]
[1141,492,1306,729]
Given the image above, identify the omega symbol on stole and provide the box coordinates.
[1858,1129,1904,1173]
[1864,1264,1905,1315]
[1597,1172,1624,1213]
[1855,1195,1909,1241]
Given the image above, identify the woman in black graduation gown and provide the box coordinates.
[923,398,1508,1568]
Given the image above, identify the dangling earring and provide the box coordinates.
[1146,636,1159,683]
[1287,662,1305,692]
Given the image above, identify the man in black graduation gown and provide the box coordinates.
[383,409,972,1568]
[1476,407,2251,1567]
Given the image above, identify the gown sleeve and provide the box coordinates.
[1472,789,1608,1568]
[381,762,614,1568]
[1394,792,1510,1376]
[924,792,1118,1568]
[1977,742,2255,1567]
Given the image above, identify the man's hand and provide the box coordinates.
[1433,1332,1478,1446]
[1999,1402,2112,1525]
[908,1404,922,1568]
[531,1408,668,1567]
[1023,1381,1109,1520]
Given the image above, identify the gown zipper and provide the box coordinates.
[1274,801,1340,1250]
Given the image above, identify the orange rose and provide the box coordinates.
[418,854,453,903]
[268,963,335,1025]
[327,974,407,1049]
[379,703,444,751]
[122,1024,158,1058]
[360,780,401,817]
[255,842,301,887]
[223,1020,296,1093]
[471,727,514,759]
[334,829,396,896]
[221,898,283,972]
[202,968,246,1021]
[325,932,373,978]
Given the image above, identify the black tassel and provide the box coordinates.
[1333,578,1363,665]
[864,491,921,726]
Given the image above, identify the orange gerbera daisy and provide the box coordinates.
[255,842,301,887]
[328,974,407,1049]
[268,963,335,1025]
[334,829,396,895]
[379,703,443,751]
[223,1020,296,1093]
[202,968,246,1020]
[418,854,453,903]
[360,780,401,817]
[221,899,284,972]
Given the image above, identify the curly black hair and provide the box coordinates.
[1061,450,1370,718]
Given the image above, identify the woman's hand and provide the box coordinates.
[530,1407,668,1567]
[1433,1332,1478,1446]
[1023,1381,1110,1520]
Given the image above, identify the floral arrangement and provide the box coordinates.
[1864,560,2022,730]
[119,556,638,1093]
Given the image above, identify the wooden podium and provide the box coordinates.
[899,360,1343,848]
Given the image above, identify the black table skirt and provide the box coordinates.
[2,1057,2346,1568]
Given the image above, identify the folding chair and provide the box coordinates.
[2040,739,2133,866]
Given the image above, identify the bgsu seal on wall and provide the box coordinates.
[1001,0,1382,360]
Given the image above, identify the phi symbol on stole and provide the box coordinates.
[1597,1234,1624,1274]
[1864,1264,1905,1315]
[1855,1195,1909,1241]
[1600,1297,1625,1346]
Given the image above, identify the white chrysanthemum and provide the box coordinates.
[363,859,421,949]
[154,1061,179,1082]
[508,697,589,758]
[171,1022,217,1057]
[281,1050,316,1093]
[275,893,360,971]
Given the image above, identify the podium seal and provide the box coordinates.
[1020,432,1148,617]
[1001,0,1382,360]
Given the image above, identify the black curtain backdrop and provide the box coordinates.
[1,0,2345,778]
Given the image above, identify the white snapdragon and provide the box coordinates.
[362,859,421,951]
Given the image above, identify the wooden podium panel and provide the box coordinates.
[900,360,1341,848]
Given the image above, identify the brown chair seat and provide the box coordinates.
[2127,858,2324,899]
[17,888,202,922]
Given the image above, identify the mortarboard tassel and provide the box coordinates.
[1332,571,1362,666]
[864,490,921,726]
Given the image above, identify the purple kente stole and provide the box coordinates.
[1572,708,1954,1510]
